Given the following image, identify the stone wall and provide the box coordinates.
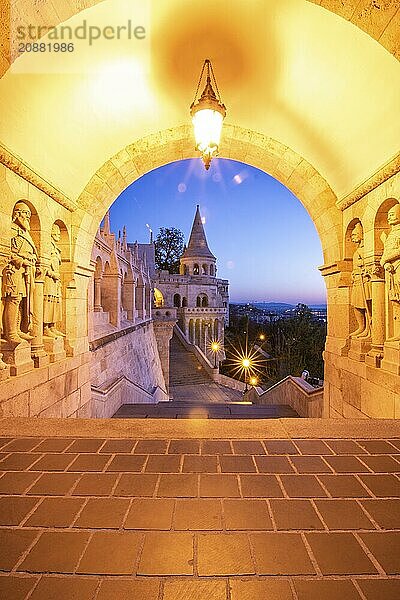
[323,171,400,418]
[90,321,168,417]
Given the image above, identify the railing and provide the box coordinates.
[247,376,324,418]
[91,375,168,418]
[178,307,226,315]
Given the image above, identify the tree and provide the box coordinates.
[154,227,185,273]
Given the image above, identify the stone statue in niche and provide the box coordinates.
[380,203,400,342]
[350,222,372,338]
[43,223,65,338]
[1,202,37,344]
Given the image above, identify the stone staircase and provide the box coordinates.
[169,334,211,386]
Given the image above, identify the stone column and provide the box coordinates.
[136,284,145,320]
[123,277,136,322]
[153,311,178,396]
[30,262,49,368]
[93,277,103,311]
[366,263,385,368]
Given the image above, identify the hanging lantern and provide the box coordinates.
[190,59,226,170]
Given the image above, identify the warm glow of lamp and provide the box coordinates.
[250,376,258,386]
[190,59,226,170]
[211,341,221,353]
[242,357,251,369]
[259,334,265,342]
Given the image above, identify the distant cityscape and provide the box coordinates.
[230,302,327,324]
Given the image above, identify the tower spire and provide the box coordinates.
[182,205,215,259]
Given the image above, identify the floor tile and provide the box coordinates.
[306,532,378,574]
[263,440,299,455]
[0,529,38,570]
[134,440,168,454]
[360,499,400,529]
[29,576,98,599]
[77,531,142,575]
[324,456,370,473]
[113,473,157,496]
[106,455,146,472]
[96,578,160,600]
[34,439,74,452]
[74,497,130,528]
[294,579,361,600]
[18,531,90,573]
[146,455,181,473]
[0,575,38,600]
[359,531,400,574]
[294,440,333,455]
[318,474,370,498]
[224,499,273,530]
[251,532,315,575]
[359,456,400,473]
[29,454,77,472]
[100,439,136,453]
[314,499,375,530]
[229,578,293,600]
[324,440,367,455]
[280,474,327,498]
[240,474,284,498]
[197,533,254,576]
[138,532,193,575]
[168,439,200,454]
[26,473,81,496]
[24,497,84,528]
[200,474,240,497]
[157,474,198,497]
[2,439,42,452]
[201,440,232,454]
[182,455,218,473]
[65,439,105,453]
[0,496,40,525]
[254,456,294,474]
[232,441,265,455]
[68,454,111,472]
[0,471,39,494]
[174,499,222,530]
[291,456,332,474]
[359,474,400,497]
[164,579,227,600]
[356,578,400,600]
[220,455,256,473]
[0,453,42,471]
[72,472,118,496]
[125,498,174,529]
[357,440,399,454]
[270,499,324,530]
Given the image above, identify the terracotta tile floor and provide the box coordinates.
[0,426,400,598]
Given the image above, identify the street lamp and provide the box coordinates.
[241,356,252,392]
[211,341,221,369]
[190,59,226,170]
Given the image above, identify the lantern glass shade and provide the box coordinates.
[192,107,224,163]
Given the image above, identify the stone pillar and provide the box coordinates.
[123,278,136,322]
[30,263,49,368]
[366,263,385,368]
[136,285,145,320]
[93,277,103,312]
[153,312,178,396]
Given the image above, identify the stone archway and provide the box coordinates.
[75,124,341,268]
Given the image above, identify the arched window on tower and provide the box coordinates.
[193,264,199,275]
[196,296,201,307]
[183,265,189,275]
[182,297,188,307]
[209,264,214,276]
[202,295,208,307]
[173,293,181,307]
[202,264,208,275]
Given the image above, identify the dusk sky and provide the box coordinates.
[110,158,326,305]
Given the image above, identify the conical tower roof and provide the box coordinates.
[182,205,216,260]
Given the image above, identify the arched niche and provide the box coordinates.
[154,287,164,308]
[374,198,400,256]
[344,218,364,260]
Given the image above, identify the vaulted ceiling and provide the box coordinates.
[0,0,399,202]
